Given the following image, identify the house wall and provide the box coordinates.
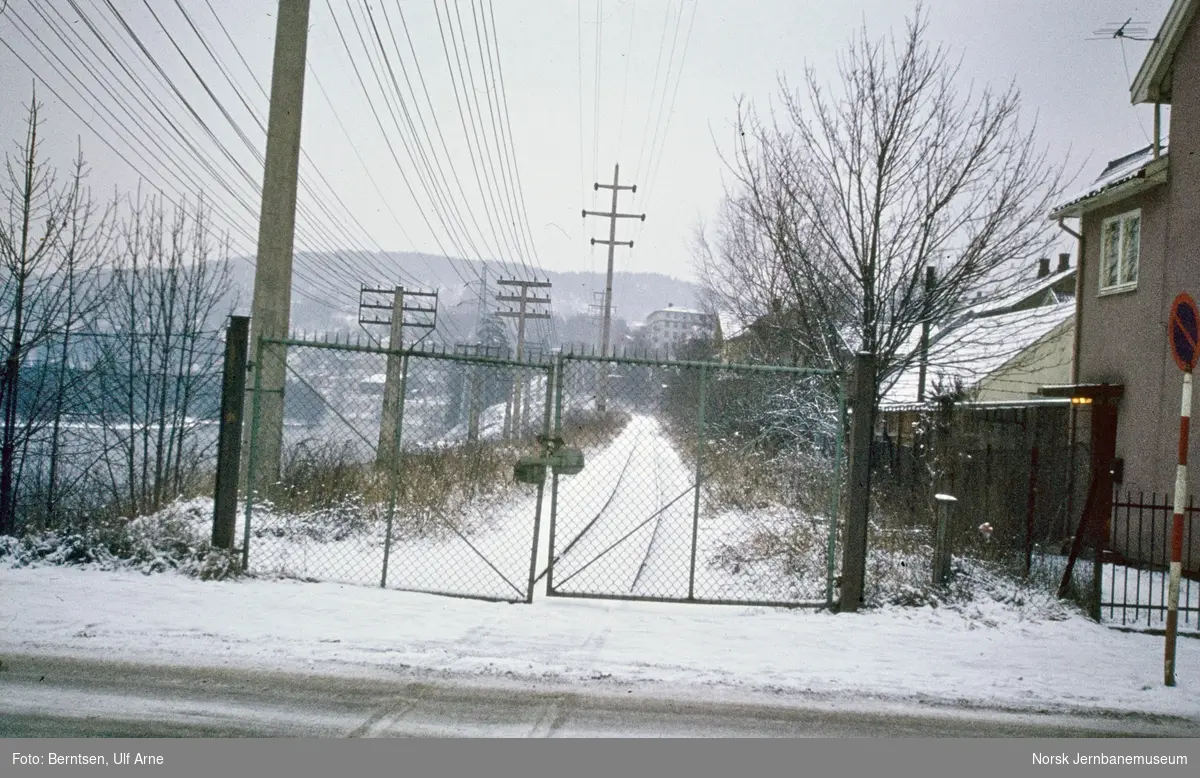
[975,319,1074,402]
[1076,183,1184,496]
[1075,12,1200,499]
[1159,0,1200,497]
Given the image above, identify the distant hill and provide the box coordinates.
[223,251,699,347]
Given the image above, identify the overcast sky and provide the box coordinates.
[0,0,1174,298]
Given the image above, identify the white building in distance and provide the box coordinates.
[643,305,718,357]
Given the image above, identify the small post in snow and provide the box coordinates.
[932,493,958,585]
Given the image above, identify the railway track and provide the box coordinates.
[533,427,645,586]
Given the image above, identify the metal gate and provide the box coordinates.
[543,354,844,608]
[242,336,552,602]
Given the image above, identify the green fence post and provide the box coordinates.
[826,383,846,608]
[688,362,710,601]
[380,354,410,589]
[526,362,557,603]
[241,337,266,573]
[546,355,566,594]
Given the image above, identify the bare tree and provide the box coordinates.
[700,5,1066,401]
[0,92,114,534]
[89,190,233,517]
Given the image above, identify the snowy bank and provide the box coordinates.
[1,566,1198,720]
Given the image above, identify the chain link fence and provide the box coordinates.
[546,354,844,607]
[243,337,550,602]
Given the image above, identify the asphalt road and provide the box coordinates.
[1,653,1197,737]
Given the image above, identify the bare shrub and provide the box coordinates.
[259,437,529,543]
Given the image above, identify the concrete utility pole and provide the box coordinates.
[587,291,614,352]
[454,342,503,442]
[496,279,551,438]
[840,351,876,612]
[359,285,438,467]
[584,163,644,412]
[243,0,312,486]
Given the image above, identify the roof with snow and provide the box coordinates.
[717,311,749,340]
[880,301,1075,408]
[1050,143,1169,219]
[963,265,1075,318]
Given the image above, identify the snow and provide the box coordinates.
[1052,141,1168,216]
[2,564,1199,719]
[4,398,1198,720]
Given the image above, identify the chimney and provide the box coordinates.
[1037,257,1050,278]
[1057,252,1070,273]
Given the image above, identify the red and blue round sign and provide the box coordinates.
[1169,292,1199,373]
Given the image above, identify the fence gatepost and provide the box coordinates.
[240,337,266,572]
[546,354,566,595]
[840,351,875,612]
[933,493,958,584]
[212,316,249,551]
[525,361,557,603]
[687,361,710,601]
[825,383,846,608]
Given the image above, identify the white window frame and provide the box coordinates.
[1098,209,1141,296]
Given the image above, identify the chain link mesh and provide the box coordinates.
[548,356,843,606]
[244,338,551,602]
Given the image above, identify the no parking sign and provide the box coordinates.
[1169,292,1199,373]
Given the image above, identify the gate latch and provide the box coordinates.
[513,436,585,484]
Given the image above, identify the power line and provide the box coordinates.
[86,0,406,316]
[434,0,523,278]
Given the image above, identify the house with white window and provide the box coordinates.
[1049,0,1200,497]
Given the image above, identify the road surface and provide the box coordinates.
[2,654,1196,737]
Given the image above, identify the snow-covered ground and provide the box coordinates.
[549,414,833,604]
[5,407,1198,722]
[239,412,837,605]
[2,564,1199,720]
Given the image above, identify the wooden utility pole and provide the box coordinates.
[496,278,551,438]
[359,285,437,466]
[584,164,644,412]
[243,0,312,486]
[916,266,935,403]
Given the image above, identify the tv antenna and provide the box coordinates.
[1088,18,1154,42]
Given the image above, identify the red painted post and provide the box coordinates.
[1165,371,1191,687]
[1164,291,1198,687]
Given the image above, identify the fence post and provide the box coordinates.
[825,383,846,608]
[933,494,958,584]
[467,358,481,443]
[380,354,410,589]
[687,362,710,601]
[546,354,566,595]
[526,362,557,603]
[212,316,250,550]
[840,352,875,612]
[240,337,266,572]
[1024,444,1039,577]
